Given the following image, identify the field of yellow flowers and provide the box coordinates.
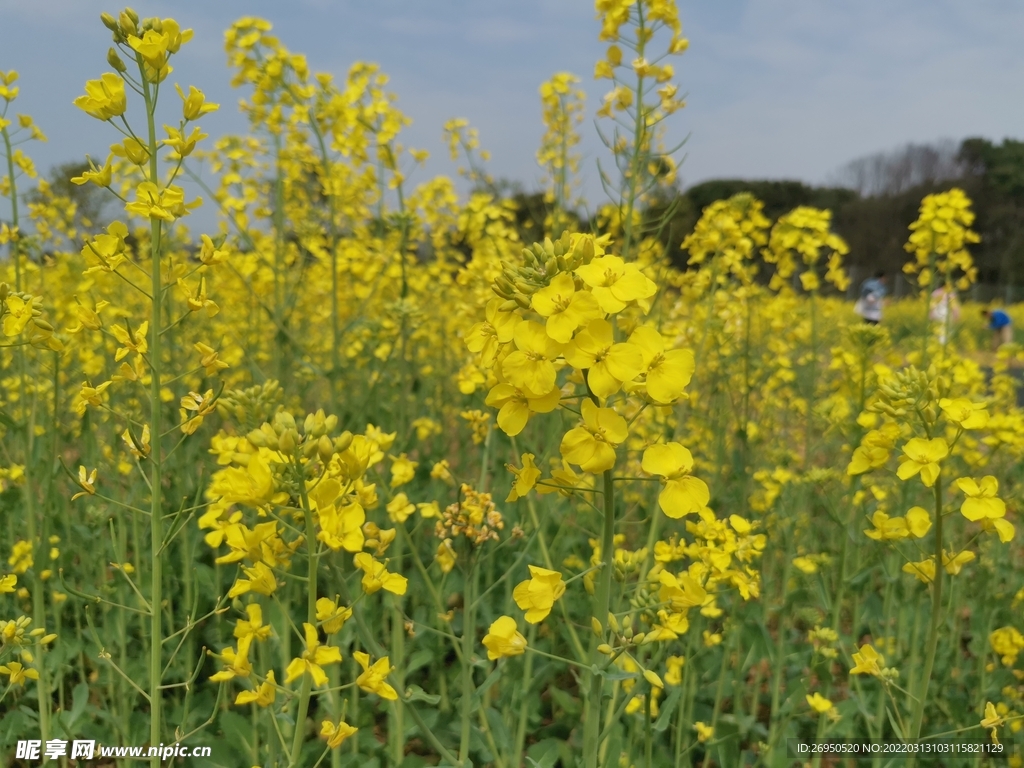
[2,3,1024,767]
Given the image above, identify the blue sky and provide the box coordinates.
[2,0,1023,213]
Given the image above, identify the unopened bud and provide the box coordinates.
[107,48,127,72]
[318,435,334,464]
[247,429,268,448]
[100,12,119,31]
[334,430,353,453]
[597,643,613,655]
[118,10,138,35]
[591,616,603,636]
[278,428,298,454]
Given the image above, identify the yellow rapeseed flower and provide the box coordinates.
[513,565,566,623]
[642,442,710,518]
[482,615,528,660]
[560,399,627,474]
[284,623,342,687]
[896,437,948,487]
[353,651,398,700]
[320,718,358,749]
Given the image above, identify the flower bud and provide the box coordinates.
[318,435,334,464]
[334,430,353,453]
[118,10,138,35]
[247,429,267,448]
[259,423,279,451]
[597,643,613,655]
[107,48,127,73]
[591,616,603,636]
[278,428,298,454]
[100,12,119,31]
[643,670,664,689]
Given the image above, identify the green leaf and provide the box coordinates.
[526,738,562,768]
[406,648,433,676]
[886,705,905,741]
[405,684,441,706]
[69,682,89,730]
[654,687,683,732]
[550,686,581,717]
[472,664,503,706]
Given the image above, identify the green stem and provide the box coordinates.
[289,482,320,767]
[512,624,538,768]
[583,469,616,768]
[908,474,944,745]
[137,62,165,768]
[458,556,477,765]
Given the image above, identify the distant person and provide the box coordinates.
[929,285,961,344]
[855,270,887,325]
[983,308,1013,349]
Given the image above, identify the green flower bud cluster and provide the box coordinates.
[596,612,653,656]
[491,230,594,310]
[872,365,947,423]
[613,547,648,582]
[217,379,283,431]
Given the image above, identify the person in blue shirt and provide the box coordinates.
[983,308,1013,349]
[855,271,887,324]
